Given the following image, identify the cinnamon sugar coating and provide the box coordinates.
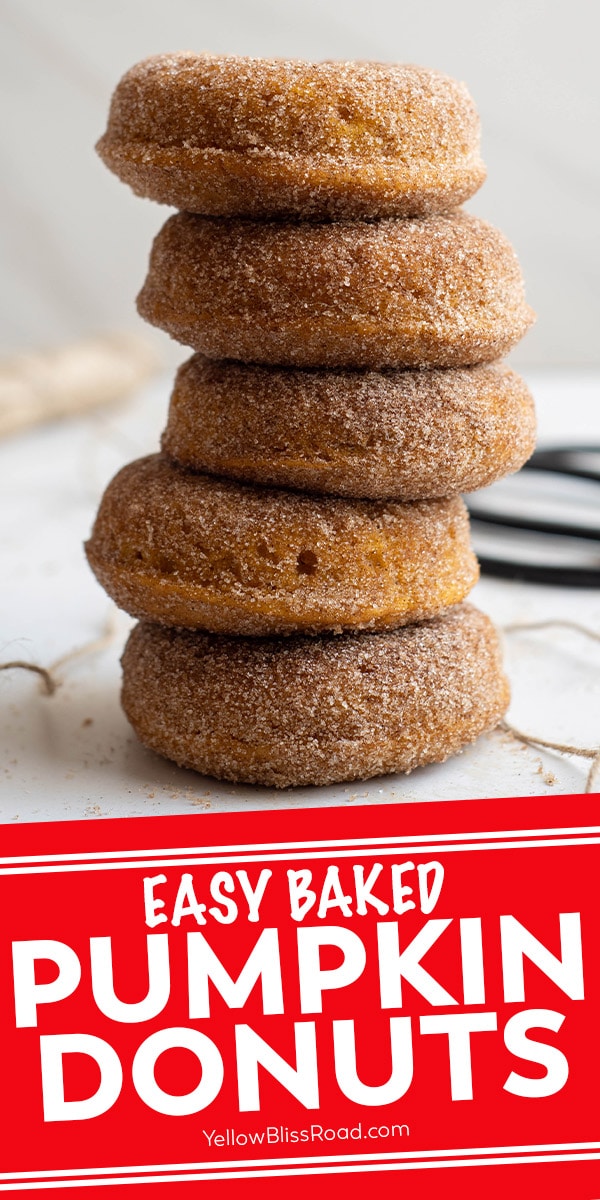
[121,604,509,787]
[163,356,536,499]
[137,211,534,369]
[85,454,478,636]
[96,53,486,220]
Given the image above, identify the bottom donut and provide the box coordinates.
[121,604,509,788]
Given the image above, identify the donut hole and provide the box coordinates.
[368,549,387,570]
[297,549,318,576]
[219,552,244,582]
[157,554,176,575]
[255,539,282,566]
[125,546,152,568]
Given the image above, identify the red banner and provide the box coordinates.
[1,796,599,1196]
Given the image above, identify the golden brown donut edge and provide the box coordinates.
[162,357,536,499]
[96,53,486,219]
[121,605,509,787]
[136,211,535,369]
[85,455,479,636]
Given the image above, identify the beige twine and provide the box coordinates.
[0,609,119,696]
[0,660,56,695]
[501,619,600,793]
[1,613,598,793]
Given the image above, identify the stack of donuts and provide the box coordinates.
[87,54,535,788]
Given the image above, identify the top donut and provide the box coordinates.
[96,53,486,220]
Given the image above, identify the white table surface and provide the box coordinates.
[1,368,599,823]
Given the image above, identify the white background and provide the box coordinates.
[1,0,599,815]
[1,0,599,365]
[2,369,599,819]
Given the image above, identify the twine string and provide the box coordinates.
[49,609,120,673]
[0,661,56,695]
[504,618,600,644]
[0,609,119,696]
[1,613,599,792]
[501,619,600,793]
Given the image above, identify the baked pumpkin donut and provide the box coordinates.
[162,356,536,499]
[96,53,486,220]
[121,604,509,788]
[137,211,534,369]
[85,455,478,636]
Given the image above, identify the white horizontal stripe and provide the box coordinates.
[3,1151,600,1190]
[1,825,598,866]
[4,1138,600,1180]
[0,835,599,877]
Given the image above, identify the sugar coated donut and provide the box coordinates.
[162,356,536,499]
[137,211,534,369]
[85,454,478,635]
[96,53,486,220]
[121,605,509,787]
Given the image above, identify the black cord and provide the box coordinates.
[475,555,600,588]
[466,445,600,587]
